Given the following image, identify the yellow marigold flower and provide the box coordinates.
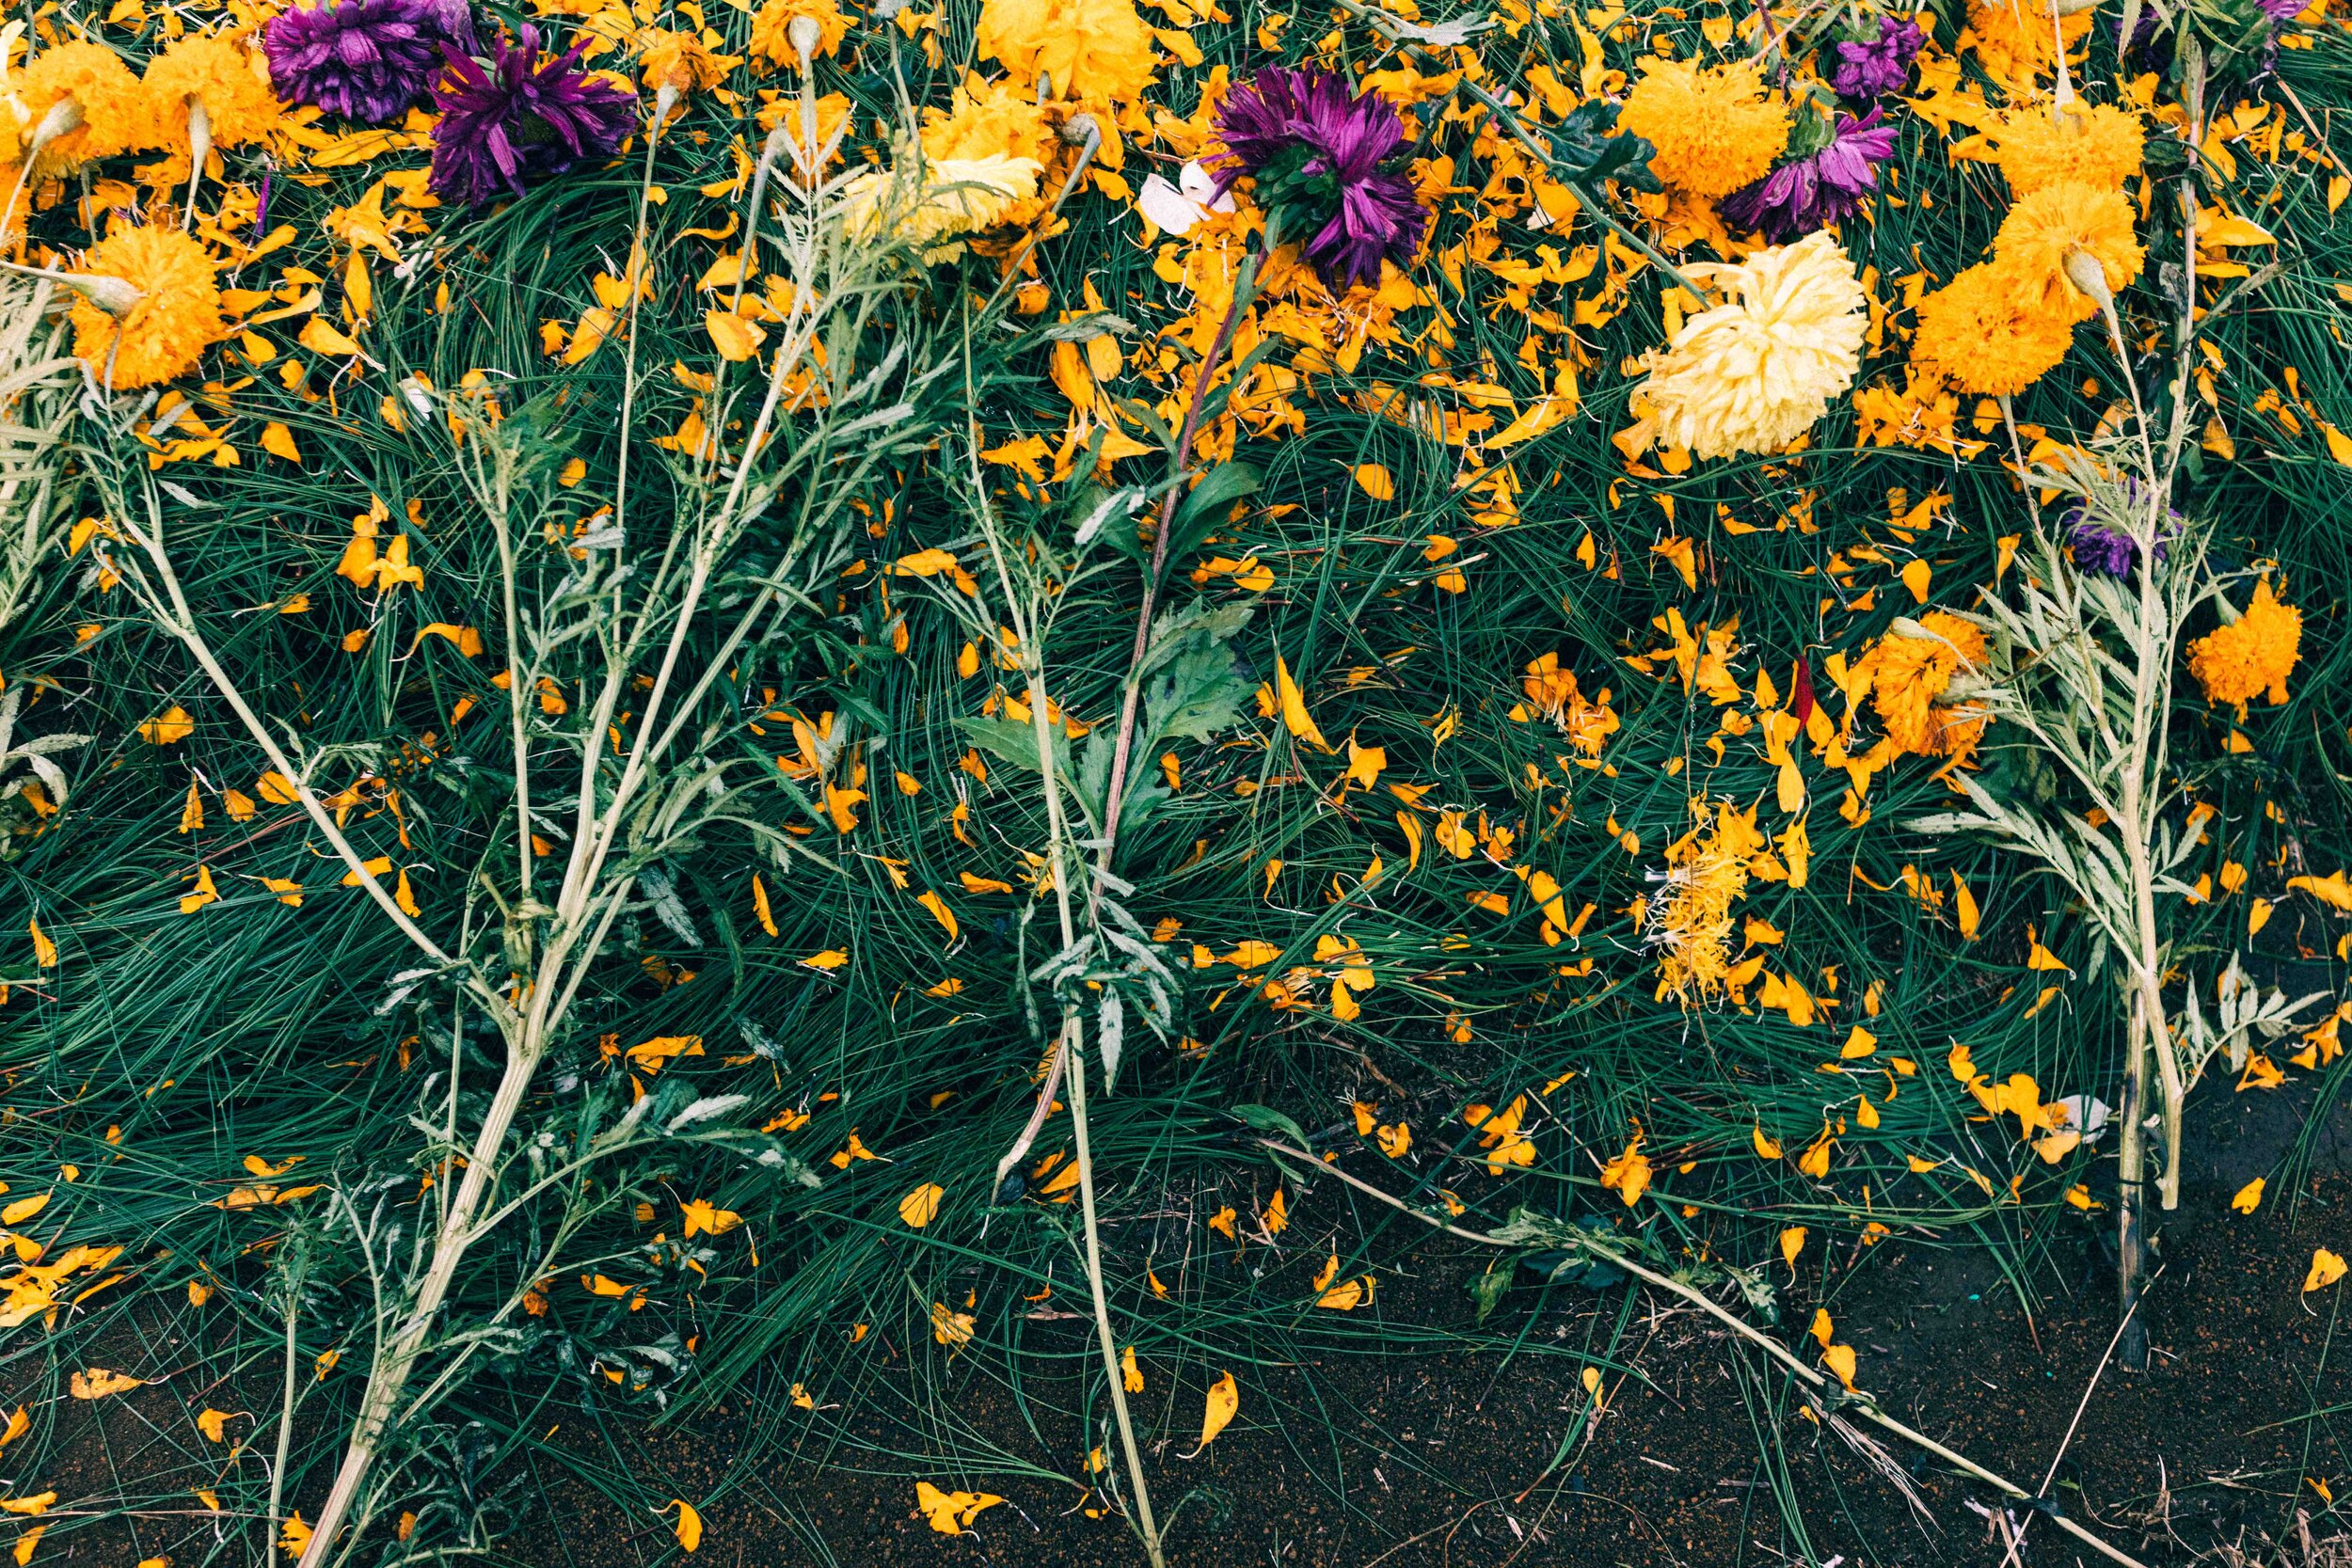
[840,152,1043,254]
[69,228,228,390]
[1858,610,1989,757]
[2188,578,2301,713]
[977,0,1157,103]
[17,40,149,172]
[749,0,850,64]
[1993,182,2143,322]
[143,32,283,151]
[1632,232,1867,462]
[637,27,739,96]
[922,74,1057,166]
[1965,0,2092,88]
[1648,800,1768,1002]
[1909,262,2075,397]
[1617,57,1788,200]
[1989,103,2145,196]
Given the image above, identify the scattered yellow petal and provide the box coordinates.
[914,1481,1003,1535]
[139,706,194,745]
[1198,1370,1239,1447]
[69,1368,145,1399]
[2307,1248,2347,1292]
[898,1182,945,1228]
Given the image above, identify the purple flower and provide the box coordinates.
[2068,519,2146,576]
[263,0,474,125]
[1831,15,1925,99]
[1210,67,1427,292]
[2063,490,2177,577]
[428,26,637,207]
[1720,109,1897,242]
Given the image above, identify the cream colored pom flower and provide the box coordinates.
[1632,232,1868,461]
[840,152,1043,256]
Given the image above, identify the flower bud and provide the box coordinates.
[27,96,84,159]
[1057,114,1101,150]
[787,14,822,62]
[2062,245,2114,309]
[72,274,143,319]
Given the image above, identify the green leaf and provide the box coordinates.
[1145,640,1252,748]
[954,716,1072,780]
[1470,1265,1512,1323]
[1231,1103,1311,1148]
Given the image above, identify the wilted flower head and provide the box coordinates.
[264,0,473,124]
[1646,800,1766,1003]
[428,26,636,206]
[1857,611,1991,757]
[1209,67,1427,291]
[1721,108,1898,241]
[1832,14,1925,98]
[2066,519,2143,576]
[1632,232,1868,461]
[839,151,1044,258]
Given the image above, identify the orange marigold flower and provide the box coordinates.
[1858,610,1990,757]
[70,228,228,389]
[1987,103,2145,197]
[1909,262,2076,398]
[2188,578,2301,713]
[17,40,150,172]
[977,0,1157,103]
[143,32,285,151]
[749,0,850,64]
[1964,0,2092,88]
[1993,182,2143,322]
[637,26,739,96]
[1617,57,1789,200]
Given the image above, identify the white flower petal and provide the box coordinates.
[1137,173,1209,235]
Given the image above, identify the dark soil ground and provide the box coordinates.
[18,1075,2352,1568]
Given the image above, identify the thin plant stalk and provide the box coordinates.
[961,370,1168,1567]
[991,214,1275,1194]
[1258,1140,2155,1568]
